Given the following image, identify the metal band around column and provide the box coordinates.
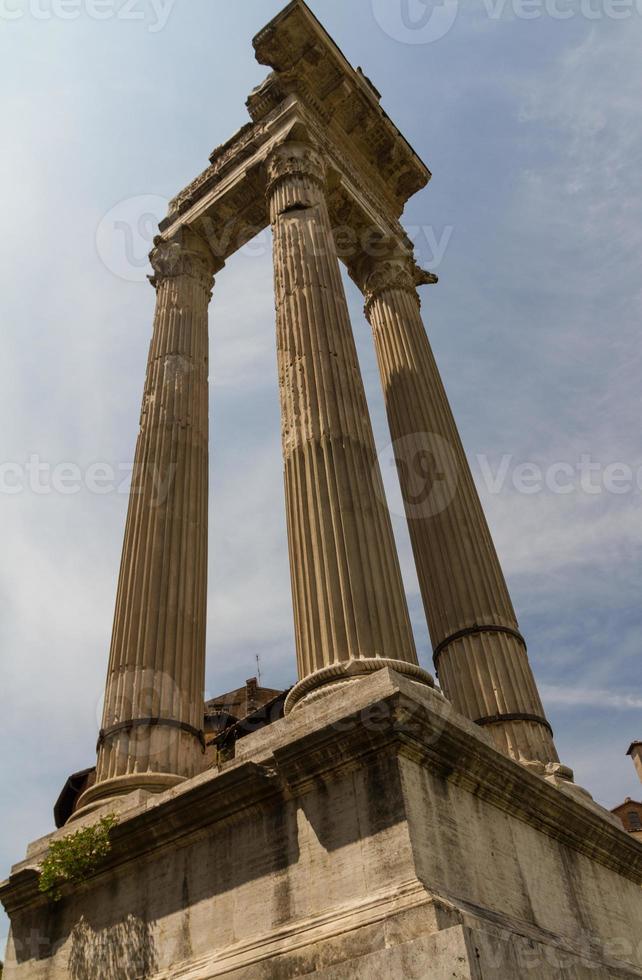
[97,718,206,753]
[432,624,527,668]
[474,712,554,738]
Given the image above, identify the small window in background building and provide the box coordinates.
[627,811,642,831]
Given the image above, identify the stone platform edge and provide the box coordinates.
[2,667,640,919]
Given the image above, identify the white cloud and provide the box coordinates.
[481,483,642,578]
[542,686,642,712]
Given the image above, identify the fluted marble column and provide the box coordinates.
[359,250,561,770]
[267,142,433,712]
[76,229,217,816]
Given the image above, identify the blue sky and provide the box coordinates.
[1,0,641,952]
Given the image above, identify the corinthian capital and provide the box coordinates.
[265,140,326,199]
[361,253,438,318]
[148,230,218,292]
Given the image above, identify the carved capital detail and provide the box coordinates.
[363,258,417,317]
[362,256,438,318]
[265,141,326,200]
[148,231,217,292]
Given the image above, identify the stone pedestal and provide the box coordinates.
[2,670,641,979]
[359,252,559,769]
[77,230,218,816]
[267,142,432,710]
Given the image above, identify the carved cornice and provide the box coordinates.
[159,96,410,269]
[251,0,431,217]
[148,232,219,292]
[158,0,435,265]
[265,140,326,200]
[167,122,260,221]
[249,79,408,229]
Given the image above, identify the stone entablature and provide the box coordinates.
[161,93,425,286]
[250,0,430,213]
[165,0,430,236]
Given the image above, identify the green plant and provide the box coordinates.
[38,814,118,901]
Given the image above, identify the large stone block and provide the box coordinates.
[2,670,641,978]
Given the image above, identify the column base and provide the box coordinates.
[284,657,434,715]
[70,772,186,824]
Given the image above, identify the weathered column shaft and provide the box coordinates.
[267,143,431,710]
[363,255,558,766]
[83,230,216,810]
